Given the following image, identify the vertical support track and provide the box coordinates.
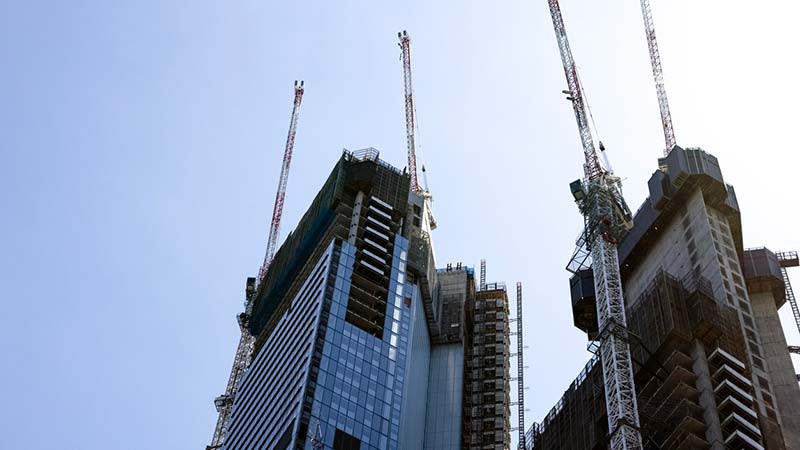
[774,251,800,382]
[775,251,800,336]
[516,282,526,450]
[780,267,800,336]
[592,236,643,450]
[398,30,420,192]
[257,80,305,289]
[480,259,487,291]
[638,0,676,155]
[546,2,644,449]
[207,282,257,450]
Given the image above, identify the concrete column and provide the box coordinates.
[751,291,800,450]
[691,340,725,450]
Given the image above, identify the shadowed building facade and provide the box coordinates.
[529,147,800,450]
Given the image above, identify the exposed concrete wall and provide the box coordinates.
[622,186,786,446]
[705,205,790,446]
[691,340,726,450]
[624,189,725,308]
[437,270,468,315]
[751,290,800,450]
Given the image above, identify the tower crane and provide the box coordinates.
[638,0,676,155]
[546,2,644,450]
[398,31,436,230]
[207,81,305,450]
[258,80,305,287]
[398,30,421,194]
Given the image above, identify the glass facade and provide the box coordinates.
[307,237,412,450]
[398,282,430,450]
[424,344,464,449]
[222,243,335,450]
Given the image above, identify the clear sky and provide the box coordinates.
[2,1,799,449]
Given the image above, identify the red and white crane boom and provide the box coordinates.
[639,0,676,155]
[547,2,603,181]
[257,80,305,290]
[546,2,644,450]
[398,31,421,193]
[207,81,304,450]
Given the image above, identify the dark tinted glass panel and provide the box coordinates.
[333,428,361,450]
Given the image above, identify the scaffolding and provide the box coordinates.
[532,269,757,450]
[464,282,512,449]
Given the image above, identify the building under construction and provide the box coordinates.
[205,27,529,450]
[210,148,524,450]
[527,147,800,450]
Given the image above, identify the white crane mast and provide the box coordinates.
[546,1,603,181]
[639,0,676,155]
[398,30,421,193]
[546,2,644,450]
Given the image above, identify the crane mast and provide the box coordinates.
[638,0,676,155]
[546,2,644,450]
[257,80,305,290]
[207,81,304,450]
[398,30,421,193]
[207,281,256,450]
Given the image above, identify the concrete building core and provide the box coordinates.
[532,146,800,450]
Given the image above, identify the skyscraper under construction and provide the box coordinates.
[528,146,800,450]
[212,148,521,450]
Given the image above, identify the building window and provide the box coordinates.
[762,390,775,408]
[748,339,761,357]
[738,299,751,313]
[766,407,778,420]
[745,328,757,342]
[690,251,699,266]
[334,428,362,450]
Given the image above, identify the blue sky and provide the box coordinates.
[2,1,799,449]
